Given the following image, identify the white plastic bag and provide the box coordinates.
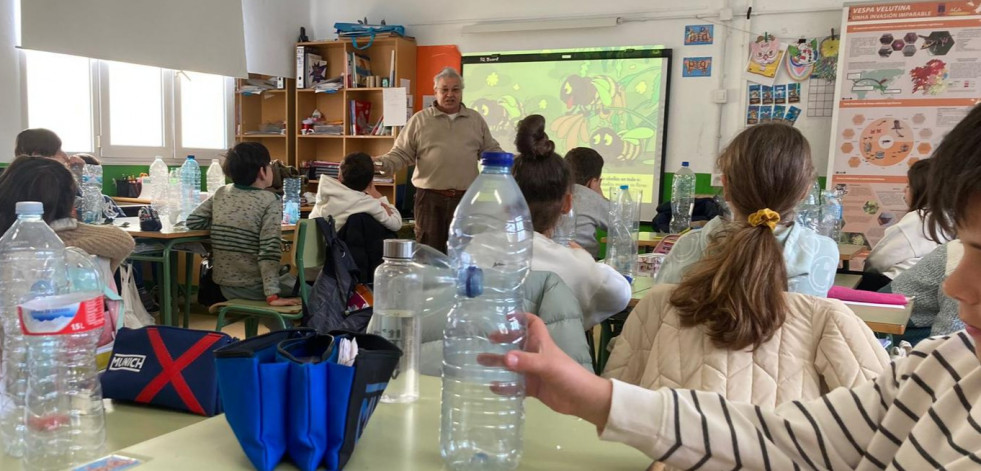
[120,263,156,328]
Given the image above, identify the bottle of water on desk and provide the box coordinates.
[207,158,225,195]
[368,239,422,403]
[80,164,105,225]
[282,178,301,225]
[441,151,532,471]
[607,185,637,280]
[149,156,170,218]
[22,250,106,470]
[0,202,69,458]
[670,162,695,234]
[179,155,201,222]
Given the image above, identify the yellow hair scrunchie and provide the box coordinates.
[747,209,781,231]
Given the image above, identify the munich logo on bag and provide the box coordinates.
[109,353,146,372]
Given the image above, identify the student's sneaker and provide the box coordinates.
[138,286,160,313]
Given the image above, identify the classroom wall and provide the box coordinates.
[312,0,846,187]
[0,0,22,162]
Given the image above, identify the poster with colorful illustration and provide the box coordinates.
[786,38,819,81]
[684,25,714,45]
[682,57,712,77]
[744,34,786,86]
[829,1,981,247]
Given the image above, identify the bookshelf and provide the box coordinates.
[295,36,416,206]
[235,74,296,165]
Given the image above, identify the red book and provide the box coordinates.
[350,100,371,135]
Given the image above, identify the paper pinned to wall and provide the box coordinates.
[383,87,408,126]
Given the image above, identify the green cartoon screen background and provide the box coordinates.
[463,51,668,218]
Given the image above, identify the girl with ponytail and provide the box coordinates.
[603,123,887,418]
[655,124,839,299]
[512,114,631,329]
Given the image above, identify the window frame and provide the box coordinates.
[21,50,233,165]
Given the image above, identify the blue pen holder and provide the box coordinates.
[215,329,401,471]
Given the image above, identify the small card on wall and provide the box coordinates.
[747,106,760,125]
[684,25,714,45]
[774,105,787,121]
[761,86,773,105]
[774,84,787,104]
[788,83,801,103]
[682,57,712,77]
[759,106,773,122]
[748,84,761,104]
[785,106,802,125]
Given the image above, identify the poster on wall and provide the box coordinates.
[829,1,981,248]
[682,57,712,77]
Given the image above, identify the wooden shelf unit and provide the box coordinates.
[295,37,416,206]
[235,74,296,165]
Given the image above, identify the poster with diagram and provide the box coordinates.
[829,1,981,247]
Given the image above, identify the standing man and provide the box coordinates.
[374,67,502,253]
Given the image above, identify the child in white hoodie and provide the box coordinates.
[309,152,402,232]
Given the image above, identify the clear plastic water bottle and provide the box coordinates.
[149,156,170,217]
[282,178,301,225]
[179,155,201,222]
[22,249,106,470]
[413,244,458,318]
[0,202,69,458]
[607,185,638,279]
[820,190,843,241]
[207,159,225,195]
[441,151,532,471]
[670,162,695,234]
[167,169,183,227]
[80,164,104,225]
[796,180,823,232]
[550,206,576,247]
[368,240,422,403]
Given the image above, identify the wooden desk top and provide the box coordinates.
[113,217,295,239]
[111,196,151,204]
[838,244,866,261]
[115,375,649,470]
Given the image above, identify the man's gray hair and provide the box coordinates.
[433,67,464,90]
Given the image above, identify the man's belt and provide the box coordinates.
[424,188,466,198]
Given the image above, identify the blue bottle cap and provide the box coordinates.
[682,161,689,167]
[481,152,514,167]
[619,185,629,190]
[458,266,484,298]
[187,155,196,160]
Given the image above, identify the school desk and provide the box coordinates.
[114,217,295,327]
[113,375,651,470]
[0,399,205,470]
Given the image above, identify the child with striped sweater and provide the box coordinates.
[492,104,981,470]
[187,142,300,308]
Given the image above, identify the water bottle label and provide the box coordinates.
[18,293,105,336]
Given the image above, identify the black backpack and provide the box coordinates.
[301,216,372,333]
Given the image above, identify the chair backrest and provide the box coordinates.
[293,219,326,301]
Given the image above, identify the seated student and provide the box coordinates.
[187,142,300,309]
[308,152,402,232]
[655,123,839,297]
[886,240,963,345]
[564,147,610,259]
[492,103,981,470]
[603,118,888,407]
[866,158,949,280]
[74,153,126,219]
[0,156,134,271]
[512,115,631,329]
[14,128,69,163]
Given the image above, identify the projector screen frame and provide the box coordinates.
[461,47,673,216]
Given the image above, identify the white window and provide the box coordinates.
[23,51,232,164]
[23,50,95,154]
[176,71,234,156]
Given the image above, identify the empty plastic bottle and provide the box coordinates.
[550,206,576,247]
[607,185,638,280]
[22,249,106,470]
[207,159,226,195]
[149,156,170,218]
[282,178,301,225]
[80,164,104,225]
[179,155,201,222]
[441,151,532,470]
[368,239,422,403]
[0,202,69,458]
[670,162,695,234]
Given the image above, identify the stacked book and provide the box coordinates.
[306,161,340,180]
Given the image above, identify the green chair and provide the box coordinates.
[209,219,324,337]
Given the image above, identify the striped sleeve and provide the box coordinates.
[186,196,213,230]
[258,198,284,296]
[601,362,903,470]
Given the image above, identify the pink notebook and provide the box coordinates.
[828,286,908,306]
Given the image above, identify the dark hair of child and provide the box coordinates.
[511,114,574,234]
[222,142,271,186]
[340,152,374,192]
